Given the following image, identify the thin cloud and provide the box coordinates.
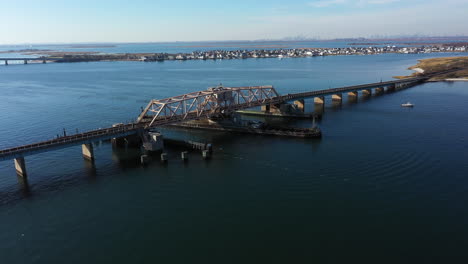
[308,0,347,8]
[365,0,400,4]
[309,0,400,8]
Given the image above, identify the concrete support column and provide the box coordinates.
[161,153,168,163]
[24,60,28,64]
[375,87,385,94]
[362,89,372,96]
[314,96,325,104]
[14,157,27,178]
[332,93,342,103]
[181,151,188,161]
[5,60,8,66]
[202,150,211,160]
[82,143,94,161]
[293,99,305,113]
[314,97,325,114]
[112,137,125,148]
[141,155,150,165]
[43,60,46,64]
[261,104,270,113]
[332,94,343,101]
[387,84,396,92]
[347,91,358,103]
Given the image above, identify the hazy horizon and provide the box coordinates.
[1,0,467,45]
[2,36,468,47]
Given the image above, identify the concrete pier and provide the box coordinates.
[314,96,325,104]
[24,60,27,65]
[14,157,27,178]
[375,87,385,94]
[140,155,150,165]
[111,137,125,148]
[82,143,94,161]
[347,91,358,103]
[261,104,271,113]
[202,150,211,160]
[181,151,188,161]
[332,93,342,103]
[362,89,372,96]
[161,153,168,162]
[4,60,8,66]
[387,84,396,92]
[293,99,305,112]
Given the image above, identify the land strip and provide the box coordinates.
[394,56,468,81]
[3,44,468,64]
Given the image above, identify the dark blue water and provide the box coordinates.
[0,53,467,263]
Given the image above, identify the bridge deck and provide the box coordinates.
[280,76,427,101]
[0,76,429,160]
[0,57,57,61]
[0,124,142,161]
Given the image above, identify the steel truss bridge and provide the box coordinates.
[0,75,431,161]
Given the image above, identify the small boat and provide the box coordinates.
[401,102,414,107]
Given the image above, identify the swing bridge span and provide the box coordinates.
[0,75,432,177]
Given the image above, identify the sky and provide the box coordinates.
[1,0,467,44]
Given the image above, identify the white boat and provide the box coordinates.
[401,102,414,107]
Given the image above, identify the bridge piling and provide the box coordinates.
[202,150,211,160]
[293,100,305,112]
[161,153,168,163]
[261,104,271,113]
[386,84,396,92]
[347,91,358,102]
[332,93,342,104]
[362,89,372,96]
[24,60,27,65]
[14,157,27,178]
[82,143,94,161]
[140,155,150,165]
[4,60,8,66]
[181,151,189,161]
[314,96,325,104]
[375,87,385,94]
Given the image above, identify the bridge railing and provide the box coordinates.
[0,123,142,156]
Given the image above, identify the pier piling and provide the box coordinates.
[362,89,372,96]
[332,93,342,104]
[293,100,305,112]
[140,155,150,165]
[202,150,211,160]
[181,151,188,161]
[375,87,385,94]
[14,157,27,178]
[314,96,325,104]
[82,143,94,161]
[161,153,168,163]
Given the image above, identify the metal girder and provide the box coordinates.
[137,85,280,127]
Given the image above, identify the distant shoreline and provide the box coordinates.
[28,44,468,62]
[2,43,467,65]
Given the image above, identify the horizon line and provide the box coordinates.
[2,36,468,46]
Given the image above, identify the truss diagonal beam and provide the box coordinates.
[136,85,280,127]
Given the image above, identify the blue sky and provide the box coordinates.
[1,0,467,44]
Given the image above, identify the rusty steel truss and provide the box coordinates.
[137,85,281,127]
